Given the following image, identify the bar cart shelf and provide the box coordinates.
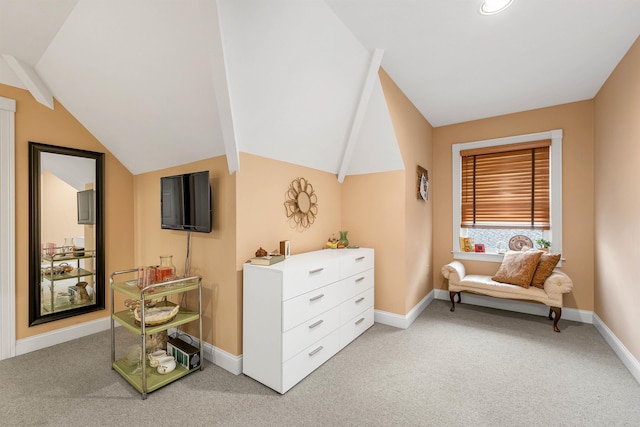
[41,250,96,314]
[110,270,203,399]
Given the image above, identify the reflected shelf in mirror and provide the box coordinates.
[29,142,105,326]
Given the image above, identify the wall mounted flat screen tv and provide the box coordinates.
[161,170,212,233]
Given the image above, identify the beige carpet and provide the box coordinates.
[1,299,639,426]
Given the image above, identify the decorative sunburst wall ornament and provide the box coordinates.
[284,177,318,229]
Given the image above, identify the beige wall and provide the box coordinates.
[342,171,406,313]
[135,152,344,356]
[594,36,640,361]
[433,100,595,311]
[380,69,433,313]
[41,170,84,246]
[235,153,343,353]
[5,61,433,355]
[2,83,135,339]
[133,156,238,353]
[235,153,343,263]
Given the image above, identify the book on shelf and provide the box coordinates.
[250,254,285,266]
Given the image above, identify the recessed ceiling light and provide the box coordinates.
[480,0,514,15]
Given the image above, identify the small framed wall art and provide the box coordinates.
[416,165,429,201]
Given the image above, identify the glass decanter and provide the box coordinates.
[158,255,176,281]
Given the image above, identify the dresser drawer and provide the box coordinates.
[282,329,340,393]
[340,287,374,323]
[282,306,340,362]
[282,282,341,332]
[339,307,374,349]
[281,258,340,300]
[339,248,374,279]
[338,268,374,301]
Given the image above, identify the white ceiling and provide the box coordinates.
[1,0,639,176]
[326,0,640,127]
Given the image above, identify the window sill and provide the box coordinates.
[452,251,505,263]
[453,251,565,267]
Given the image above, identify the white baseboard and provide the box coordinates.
[206,343,243,375]
[15,319,243,376]
[374,291,433,329]
[433,289,593,324]
[593,314,640,385]
[14,296,638,386]
[16,316,112,356]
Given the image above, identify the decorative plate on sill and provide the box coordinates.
[508,235,533,251]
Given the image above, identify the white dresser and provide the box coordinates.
[242,248,374,393]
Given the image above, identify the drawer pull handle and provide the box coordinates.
[308,319,324,329]
[355,297,365,304]
[309,294,324,302]
[309,346,323,357]
[355,317,365,325]
[309,267,324,274]
[355,256,365,261]
[355,276,365,282]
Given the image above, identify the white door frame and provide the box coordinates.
[0,96,16,360]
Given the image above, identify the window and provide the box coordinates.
[461,141,550,229]
[452,130,563,262]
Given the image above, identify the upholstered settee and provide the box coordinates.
[441,259,573,332]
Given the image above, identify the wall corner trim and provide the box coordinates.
[337,48,385,183]
[374,290,433,329]
[1,55,54,109]
[0,96,16,360]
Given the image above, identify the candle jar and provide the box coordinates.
[63,237,75,254]
[158,255,176,282]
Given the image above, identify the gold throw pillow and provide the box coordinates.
[492,250,543,288]
[530,252,561,288]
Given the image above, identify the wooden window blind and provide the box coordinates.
[461,140,551,230]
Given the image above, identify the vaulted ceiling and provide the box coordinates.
[1,0,639,176]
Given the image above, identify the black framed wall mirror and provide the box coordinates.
[29,142,105,326]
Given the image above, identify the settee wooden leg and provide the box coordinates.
[549,307,562,332]
[449,291,460,312]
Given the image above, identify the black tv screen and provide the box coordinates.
[161,170,211,233]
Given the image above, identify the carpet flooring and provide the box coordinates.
[1,299,639,426]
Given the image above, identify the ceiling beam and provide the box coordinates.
[1,55,54,109]
[337,48,384,183]
[199,0,240,175]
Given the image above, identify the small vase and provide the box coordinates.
[338,231,349,248]
[158,255,176,281]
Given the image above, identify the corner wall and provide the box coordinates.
[380,69,433,314]
[432,100,595,311]
[235,153,343,353]
[594,35,640,361]
[133,156,238,354]
[342,69,433,317]
[120,66,436,356]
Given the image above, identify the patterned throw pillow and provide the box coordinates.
[530,252,561,288]
[492,250,543,288]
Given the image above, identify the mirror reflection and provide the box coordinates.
[297,192,311,213]
[29,142,105,325]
